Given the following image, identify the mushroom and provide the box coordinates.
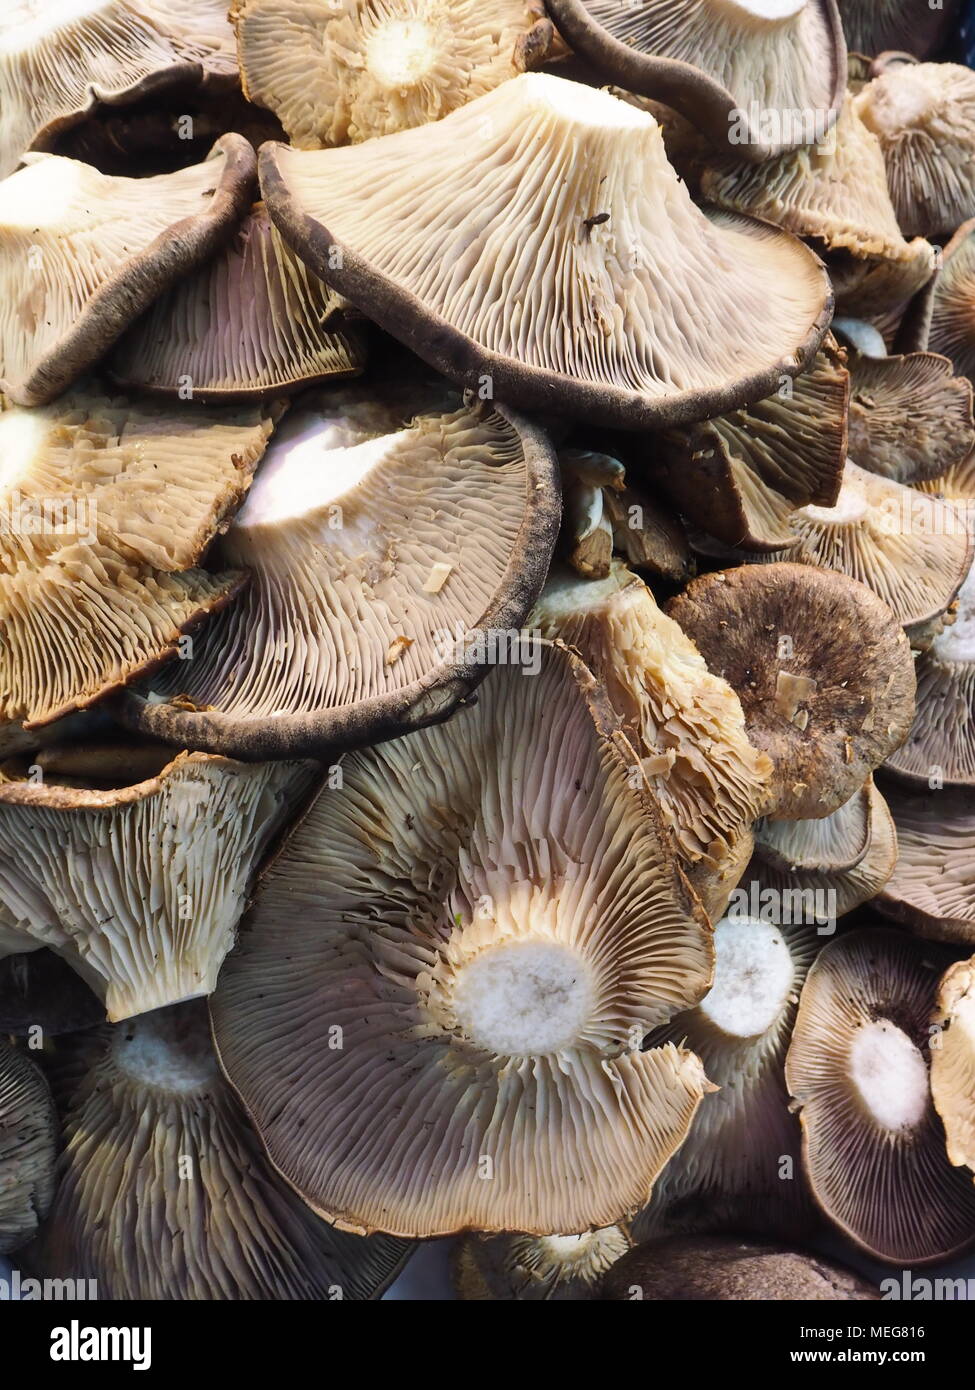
[530,562,772,921]
[0,386,276,729]
[601,1235,879,1300]
[855,62,975,238]
[231,0,558,146]
[931,957,975,1179]
[210,642,716,1238]
[0,0,239,179]
[836,1,962,57]
[546,0,847,160]
[26,1002,414,1298]
[846,350,975,483]
[109,203,366,400]
[633,913,823,1242]
[652,342,848,553]
[453,1227,632,1300]
[665,563,917,820]
[785,927,975,1265]
[925,217,975,383]
[0,950,105,1037]
[259,75,834,431]
[559,449,691,583]
[0,1039,57,1254]
[0,137,255,405]
[0,748,319,1021]
[121,389,561,759]
[885,559,975,787]
[877,782,975,947]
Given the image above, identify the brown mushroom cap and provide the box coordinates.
[877,782,975,947]
[855,63,975,238]
[836,1,962,58]
[666,563,917,820]
[653,342,848,552]
[0,749,319,1021]
[260,75,833,431]
[109,203,366,400]
[453,1226,631,1300]
[602,1234,879,1300]
[530,562,772,921]
[0,949,105,1036]
[232,0,556,147]
[926,217,975,384]
[0,387,276,728]
[785,927,975,1265]
[121,390,561,759]
[26,1003,413,1298]
[0,136,255,406]
[931,956,975,1178]
[211,643,715,1238]
[847,350,975,483]
[0,1038,57,1254]
[546,0,846,161]
[0,0,239,179]
[634,912,822,1243]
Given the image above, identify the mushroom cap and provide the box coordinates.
[0,749,319,1021]
[0,949,105,1036]
[211,643,716,1238]
[877,782,975,947]
[0,0,239,178]
[855,63,975,238]
[731,461,975,642]
[885,560,975,788]
[847,350,975,483]
[785,927,975,1265]
[931,956,975,1178]
[27,1003,413,1298]
[927,217,975,384]
[602,1234,879,1300]
[122,391,561,759]
[0,386,276,727]
[756,778,874,871]
[653,342,848,552]
[836,1,962,58]
[0,1038,57,1254]
[0,136,255,406]
[530,562,773,899]
[109,203,366,400]
[260,75,834,431]
[232,0,556,147]
[666,563,917,820]
[633,913,822,1243]
[546,0,846,161]
[453,1226,631,1300]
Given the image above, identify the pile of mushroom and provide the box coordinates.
[2,0,975,1304]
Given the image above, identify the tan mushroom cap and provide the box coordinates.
[602,1235,879,1300]
[735,460,974,642]
[453,1226,631,1301]
[785,927,975,1265]
[109,203,367,400]
[0,387,275,727]
[0,0,238,179]
[855,63,975,238]
[232,0,556,147]
[0,1038,57,1254]
[547,0,846,160]
[530,562,772,921]
[877,782,975,946]
[927,218,975,383]
[653,342,848,552]
[837,1,962,58]
[0,137,255,406]
[0,749,319,1021]
[27,1003,413,1298]
[847,350,975,483]
[211,644,715,1238]
[123,391,561,759]
[885,560,975,787]
[260,75,833,431]
[634,913,822,1243]
[666,563,916,820]
[931,957,975,1178]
